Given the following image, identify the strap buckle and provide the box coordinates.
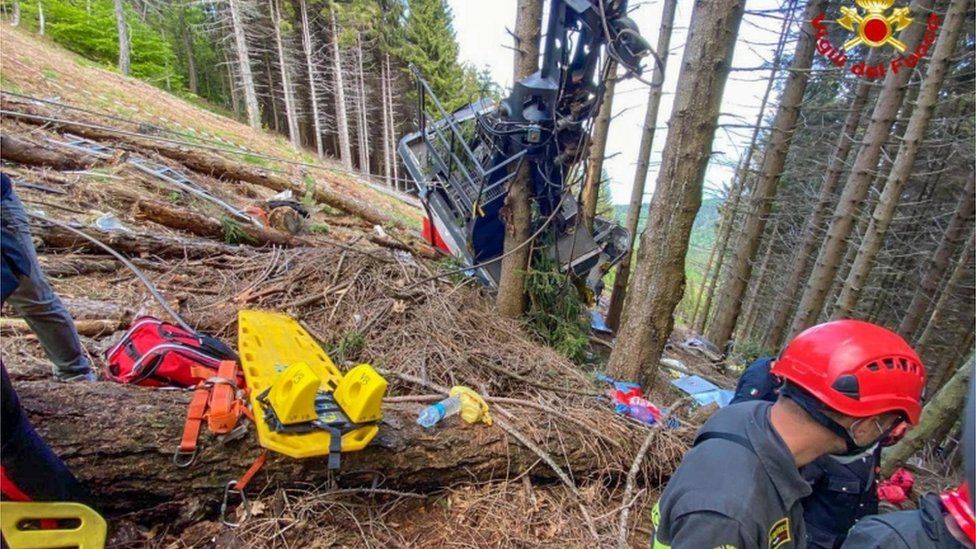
[220,480,248,528]
[173,448,197,468]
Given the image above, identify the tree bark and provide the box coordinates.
[114,0,130,76]
[37,0,43,35]
[11,0,19,26]
[180,5,198,95]
[381,54,392,186]
[881,354,973,476]
[763,58,877,351]
[916,232,974,393]
[606,0,744,385]
[606,0,678,332]
[898,177,976,340]
[832,0,966,319]
[691,3,796,336]
[298,0,324,158]
[0,134,95,170]
[9,379,678,523]
[34,224,253,260]
[705,0,824,348]
[271,0,301,149]
[330,4,353,171]
[738,215,780,342]
[227,0,261,129]
[495,0,542,319]
[130,195,309,248]
[788,0,936,338]
[355,32,370,175]
[580,62,617,234]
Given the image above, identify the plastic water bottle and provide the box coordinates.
[416,396,462,428]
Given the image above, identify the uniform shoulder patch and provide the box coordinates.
[768,517,791,548]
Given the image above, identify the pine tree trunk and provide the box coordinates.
[356,32,370,175]
[381,55,392,186]
[899,177,976,340]
[330,4,353,171]
[299,0,324,158]
[692,5,796,336]
[606,0,744,385]
[738,216,780,342]
[264,52,281,132]
[223,47,242,117]
[11,0,20,26]
[227,0,261,129]
[606,0,678,332]
[788,0,935,338]
[180,6,198,95]
[387,55,399,190]
[832,0,966,319]
[495,0,542,319]
[114,0,130,76]
[763,56,877,350]
[693,158,746,334]
[271,0,301,148]
[881,354,973,476]
[705,0,824,348]
[916,233,974,393]
[37,0,43,35]
[580,61,617,234]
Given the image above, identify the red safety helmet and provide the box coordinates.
[770,320,926,424]
[941,483,975,542]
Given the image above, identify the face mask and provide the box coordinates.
[830,442,879,464]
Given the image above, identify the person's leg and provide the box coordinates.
[0,366,92,504]
[1,191,92,380]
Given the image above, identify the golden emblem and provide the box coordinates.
[837,0,913,51]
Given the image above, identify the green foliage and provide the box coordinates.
[24,0,182,87]
[332,330,366,363]
[524,253,591,364]
[221,216,255,245]
[308,222,331,235]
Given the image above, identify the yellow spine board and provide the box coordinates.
[0,502,107,549]
[238,310,379,458]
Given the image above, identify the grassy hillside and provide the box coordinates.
[0,26,420,228]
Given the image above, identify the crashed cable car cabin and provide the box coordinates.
[398,0,650,289]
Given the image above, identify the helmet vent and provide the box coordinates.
[867,362,880,372]
[883,358,895,370]
[832,375,860,400]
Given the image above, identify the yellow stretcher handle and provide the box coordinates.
[0,501,107,549]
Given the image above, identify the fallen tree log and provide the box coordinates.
[0,134,95,170]
[1,102,399,230]
[130,195,309,248]
[12,379,672,525]
[1,318,121,337]
[33,224,257,260]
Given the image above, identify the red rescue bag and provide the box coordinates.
[104,316,241,388]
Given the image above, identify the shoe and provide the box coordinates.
[58,370,98,382]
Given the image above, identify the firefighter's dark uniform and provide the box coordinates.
[652,400,810,548]
[731,357,881,548]
[841,493,965,549]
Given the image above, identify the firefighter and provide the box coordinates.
[842,483,975,548]
[651,320,926,548]
[730,355,902,548]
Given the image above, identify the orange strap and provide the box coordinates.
[175,361,248,467]
[207,361,242,434]
[178,386,210,454]
[235,450,268,492]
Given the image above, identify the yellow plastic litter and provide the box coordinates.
[267,362,321,425]
[0,502,107,549]
[334,363,387,424]
[238,310,385,459]
[449,386,492,426]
